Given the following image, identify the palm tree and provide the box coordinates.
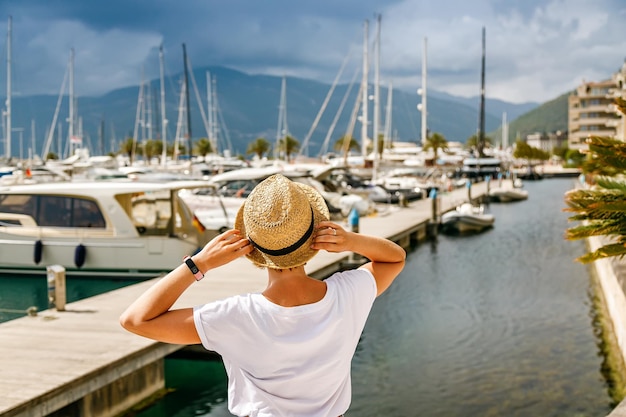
[150,140,164,164]
[195,138,213,157]
[278,135,300,162]
[168,142,185,159]
[423,132,448,163]
[366,133,386,157]
[564,97,626,263]
[120,137,137,163]
[466,134,493,154]
[247,137,271,160]
[334,135,360,165]
[143,139,160,164]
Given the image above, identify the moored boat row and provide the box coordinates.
[0,154,537,277]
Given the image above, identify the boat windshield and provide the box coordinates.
[0,194,106,228]
[115,191,173,235]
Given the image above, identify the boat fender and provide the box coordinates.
[74,244,86,268]
[34,239,43,264]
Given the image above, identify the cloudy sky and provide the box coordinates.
[0,0,624,104]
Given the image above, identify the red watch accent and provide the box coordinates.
[183,256,204,281]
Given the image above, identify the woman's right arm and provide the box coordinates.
[312,221,406,296]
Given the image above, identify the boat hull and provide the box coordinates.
[440,206,495,234]
[0,180,216,279]
[0,234,201,278]
[489,188,529,203]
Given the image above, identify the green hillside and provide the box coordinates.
[490,92,570,143]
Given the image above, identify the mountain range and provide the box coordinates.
[2,65,569,159]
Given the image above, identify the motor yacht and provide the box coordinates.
[0,180,215,278]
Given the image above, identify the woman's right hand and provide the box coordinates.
[193,229,253,273]
[311,221,350,253]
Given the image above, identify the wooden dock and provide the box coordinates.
[0,181,491,417]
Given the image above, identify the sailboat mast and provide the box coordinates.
[30,119,35,158]
[478,26,486,157]
[207,71,216,153]
[159,44,167,167]
[384,81,393,148]
[275,76,288,160]
[420,37,427,147]
[99,117,104,156]
[502,112,508,149]
[212,76,219,153]
[5,16,11,159]
[372,13,381,182]
[68,48,76,157]
[360,19,369,160]
[182,43,192,160]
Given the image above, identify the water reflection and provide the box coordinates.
[350,178,611,417]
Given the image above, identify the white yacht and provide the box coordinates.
[0,180,216,278]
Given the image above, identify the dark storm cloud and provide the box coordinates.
[0,0,623,103]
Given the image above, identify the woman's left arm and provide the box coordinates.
[119,230,252,344]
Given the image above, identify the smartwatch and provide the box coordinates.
[183,256,204,281]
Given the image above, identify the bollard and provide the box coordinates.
[398,192,407,207]
[348,207,361,263]
[47,265,66,311]
[429,188,438,223]
[428,188,439,238]
[485,175,491,203]
[348,207,359,234]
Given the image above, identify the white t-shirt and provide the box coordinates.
[193,268,377,417]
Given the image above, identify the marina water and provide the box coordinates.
[0,178,614,416]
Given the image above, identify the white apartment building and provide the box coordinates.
[526,131,568,152]
[568,60,626,150]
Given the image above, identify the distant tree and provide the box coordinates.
[151,140,164,163]
[552,145,569,160]
[513,140,549,162]
[423,132,448,163]
[366,133,386,157]
[278,135,300,162]
[332,135,359,165]
[466,134,493,153]
[166,143,176,157]
[247,137,271,159]
[564,97,626,264]
[334,135,359,153]
[120,137,135,159]
[564,148,586,168]
[46,152,58,161]
[168,142,186,159]
[377,133,386,156]
[195,138,213,157]
[143,139,161,163]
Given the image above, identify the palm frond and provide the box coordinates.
[564,97,626,264]
[586,136,626,171]
[594,176,626,192]
[567,220,626,240]
[615,97,626,115]
[577,243,626,264]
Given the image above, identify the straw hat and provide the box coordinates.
[234,174,330,269]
